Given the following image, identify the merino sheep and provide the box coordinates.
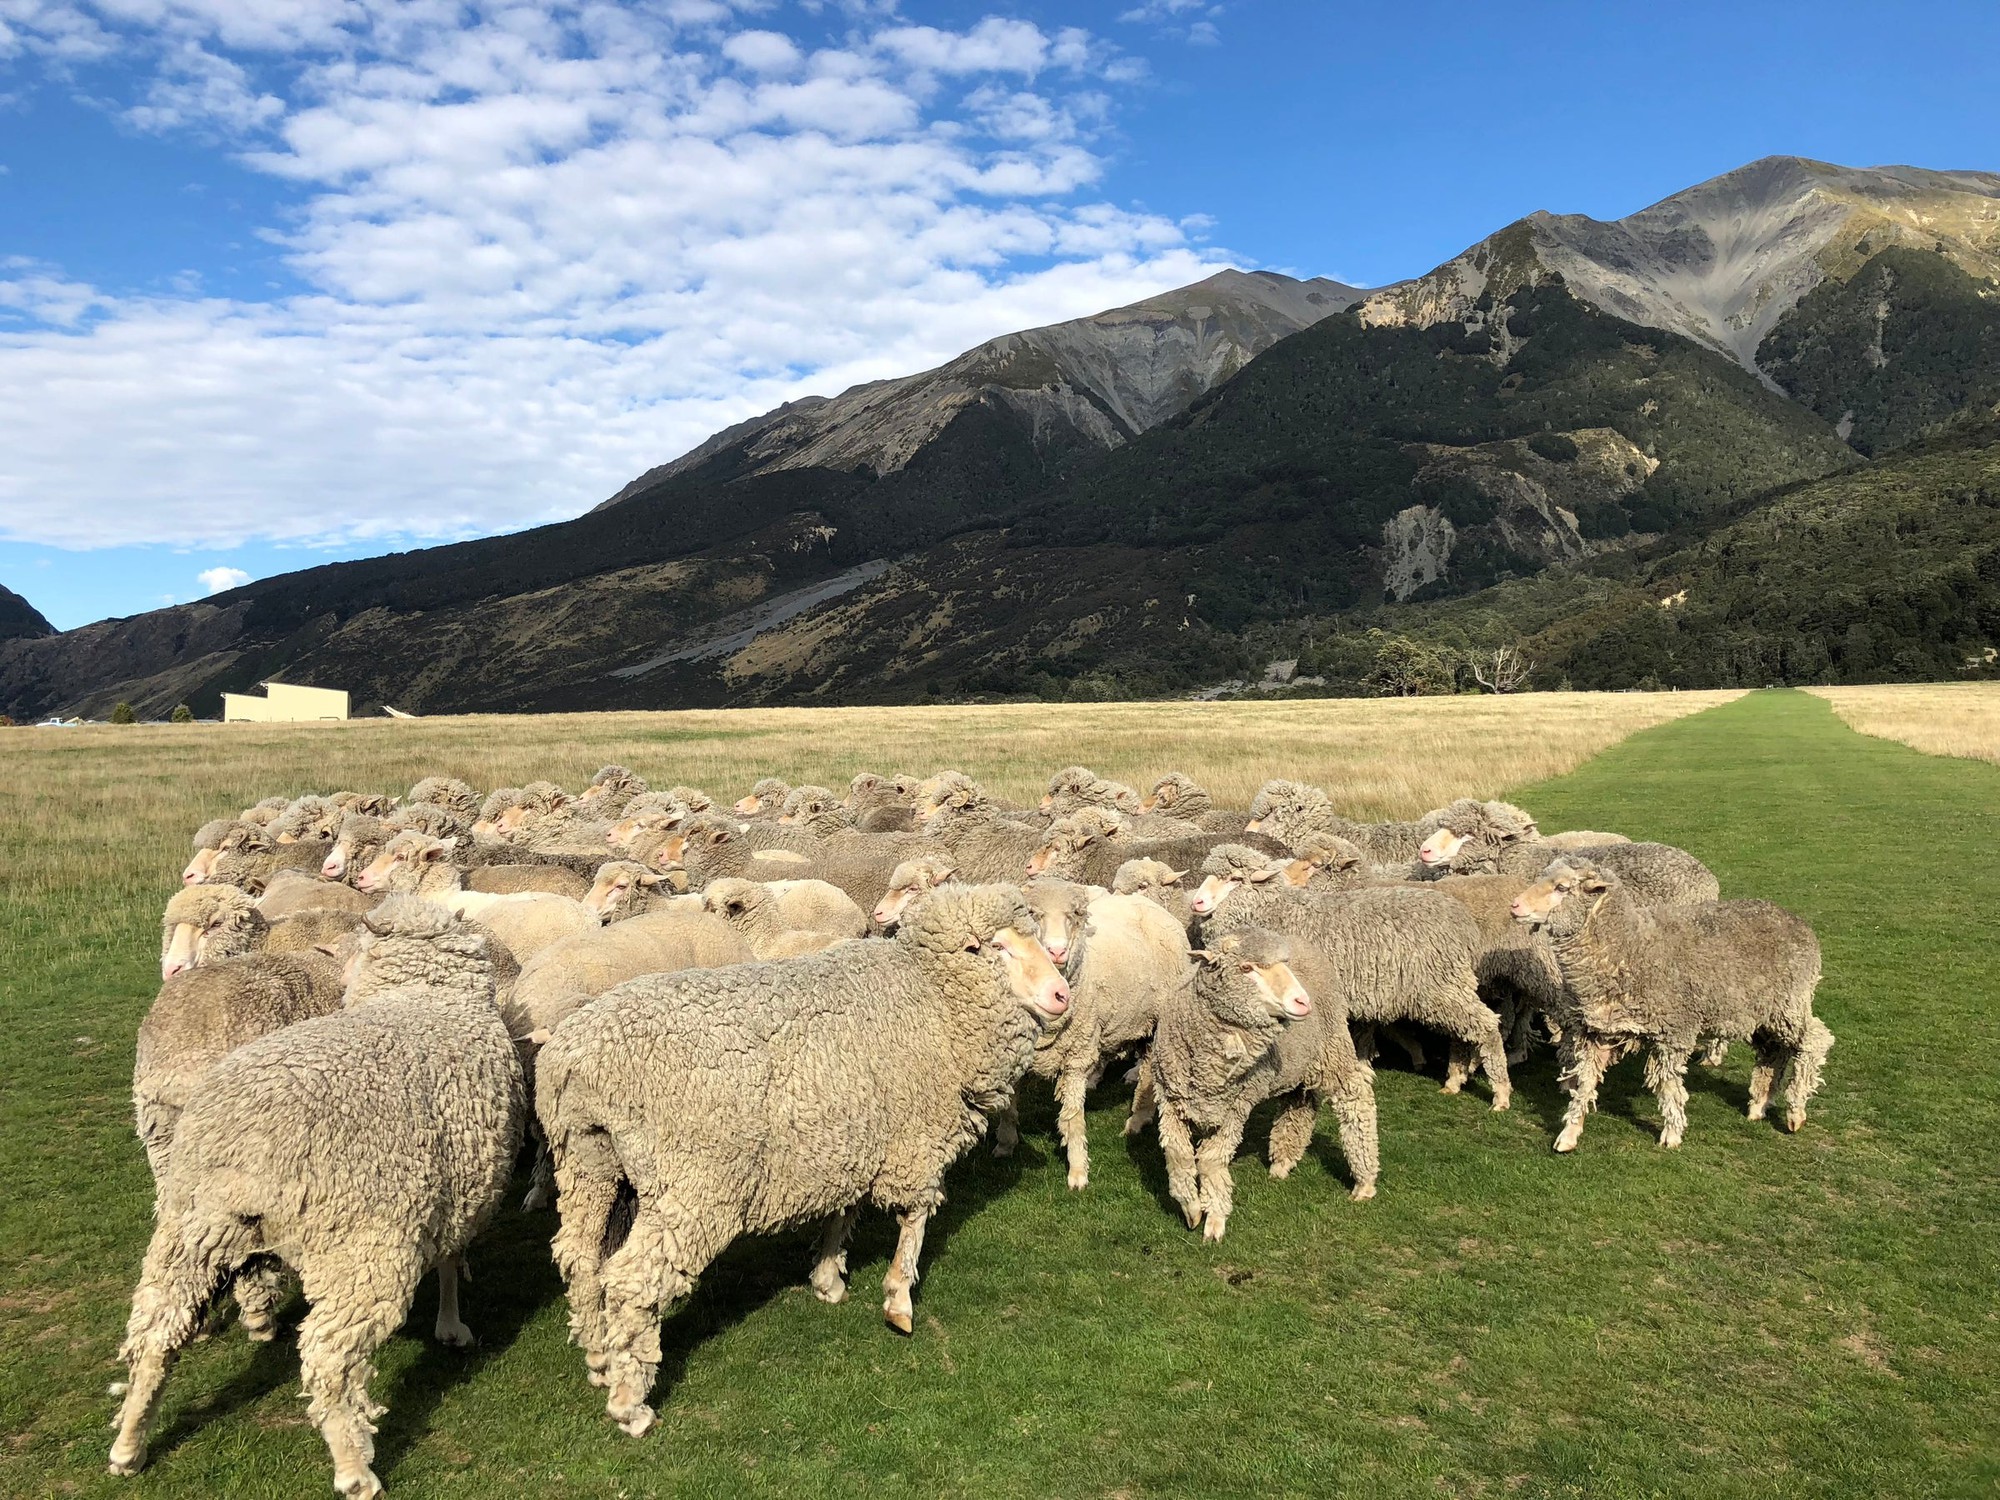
[356,830,597,962]
[406,775,480,820]
[184,818,249,885]
[1145,927,1380,1239]
[239,795,291,827]
[580,861,695,922]
[508,907,755,1041]
[205,822,336,894]
[319,813,392,883]
[1027,809,1287,889]
[534,884,1070,1435]
[465,863,592,900]
[1243,780,1450,864]
[847,772,916,833]
[660,814,943,916]
[268,794,347,846]
[159,884,268,979]
[1192,846,1506,1107]
[1110,857,1196,930]
[388,801,473,842]
[921,783,1057,882]
[1042,765,1142,817]
[776,785,854,837]
[1005,878,1194,1189]
[1415,800,1718,904]
[265,908,368,957]
[1140,772,1250,834]
[701,877,870,958]
[871,855,960,931]
[110,898,525,1497]
[576,765,648,819]
[1511,859,1831,1151]
[733,777,791,818]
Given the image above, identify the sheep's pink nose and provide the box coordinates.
[872,905,891,925]
[162,960,187,980]
[1045,943,1067,963]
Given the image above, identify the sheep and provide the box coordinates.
[1242,780,1450,864]
[1026,808,1288,889]
[268,794,346,846]
[914,770,1035,824]
[871,855,960,930]
[387,801,473,843]
[205,822,336,894]
[333,791,398,818]
[777,784,855,838]
[700,877,870,958]
[319,813,392,883]
[607,788,714,850]
[508,907,755,1042]
[472,786,528,839]
[1140,772,1250,834]
[184,817,250,885]
[355,830,598,962]
[576,764,648,819]
[1415,801,1720,904]
[733,777,791,818]
[1511,859,1832,1151]
[847,772,916,833]
[659,814,945,916]
[159,884,269,979]
[581,861,696,922]
[1005,878,1195,1189]
[1042,765,1142,817]
[465,863,592,900]
[133,945,345,1183]
[1192,845,1507,1107]
[265,908,368,958]
[1110,857,1195,930]
[406,775,480,820]
[239,795,292,827]
[1144,927,1380,1239]
[921,783,1055,882]
[257,870,375,921]
[1267,831,1377,890]
[109,898,525,1497]
[534,884,1070,1435]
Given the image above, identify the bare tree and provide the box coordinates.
[1471,645,1535,694]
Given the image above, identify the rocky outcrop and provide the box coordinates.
[0,583,54,641]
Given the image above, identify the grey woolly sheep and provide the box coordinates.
[1110,857,1196,930]
[871,855,961,930]
[265,908,368,957]
[205,823,337,894]
[1144,927,1380,1239]
[1415,799,1718,904]
[160,885,268,979]
[388,801,473,843]
[576,765,648,819]
[1041,765,1142,817]
[922,784,1056,882]
[1140,772,1250,834]
[580,861,696,921]
[1026,809,1286,889]
[777,784,854,837]
[465,863,592,900]
[473,786,527,838]
[184,818,248,885]
[1004,878,1194,1189]
[268,794,346,845]
[508,908,754,1041]
[660,814,945,916]
[110,897,525,1497]
[320,813,393,883]
[701,877,870,958]
[407,775,480,820]
[733,777,791,819]
[847,772,916,833]
[534,884,1070,1435]
[333,792,398,817]
[1192,847,1507,1107]
[1243,780,1451,864]
[1512,860,1831,1151]
[914,770,1033,823]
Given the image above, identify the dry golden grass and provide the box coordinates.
[1806,683,2000,765]
[0,691,1737,967]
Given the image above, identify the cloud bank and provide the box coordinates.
[0,2,1230,550]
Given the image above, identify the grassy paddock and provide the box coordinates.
[5,688,1994,1497]
[1807,681,2000,764]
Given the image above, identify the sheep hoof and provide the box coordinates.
[244,1323,278,1344]
[107,1381,128,1398]
[521,1186,549,1212]
[1268,1161,1293,1180]
[1553,1131,1581,1154]
[612,1404,656,1439]
[884,1307,914,1336]
[1349,1182,1377,1202]
[434,1318,476,1349]
[1181,1205,1203,1231]
[1489,1094,1511,1113]
[991,1140,1015,1159]
[1121,1116,1147,1138]
[1201,1217,1227,1243]
[107,1439,146,1477]
[1439,1080,1463,1096]
[809,1271,848,1305]
[1658,1133,1683,1150]
[1782,1111,1805,1133]
[1066,1169,1089,1191]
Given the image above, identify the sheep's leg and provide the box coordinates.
[1195,1113,1249,1242]
[109,1218,227,1477]
[547,1144,623,1388]
[808,1207,860,1305]
[1747,1034,1785,1121]
[232,1259,288,1343]
[1699,1037,1731,1067]
[1644,1043,1695,1149]
[881,1205,932,1334]
[1553,1034,1606,1153]
[990,1101,1020,1158]
[1122,1055,1157,1137]
[296,1252,424,1500]
[1056,1066,1092,1190]
[1265,1092,1318,1180]
[1779,1018,1834,1132]
[1155,1105,1201,1229]
[1387,1023,1427,1071]
[1350,1021,1379,1062]
[433,1258,474,1348]
[1438,990,1511,1109]
[521,1136,556,1212]
[597,1202,704,1438]
[1320,1062,1380,1201]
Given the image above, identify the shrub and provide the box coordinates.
[1528,432,1579,462]
[109,702,137,725]
[170,704,194,724]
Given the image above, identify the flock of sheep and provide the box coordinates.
[116,763,1833,1496]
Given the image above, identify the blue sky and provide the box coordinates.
[3,0,1997,630]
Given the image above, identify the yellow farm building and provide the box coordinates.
[221,681,351,723]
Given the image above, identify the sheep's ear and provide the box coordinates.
[1578,868,1611,892]
[1166,867,1189,883]
[421,841,450,862]
[1188,947,1216,963]
[313,942,340,958]
[1247,865,1278,883]
[638,870,664,887]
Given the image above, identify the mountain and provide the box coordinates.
[0,584,53,642]
[1359,157,2000,378]
[5,157,1998,720]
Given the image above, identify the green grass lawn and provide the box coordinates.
[2,691,1994,1497]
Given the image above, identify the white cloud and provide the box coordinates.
[0,5,1237,551]
[198,564,252,593]
[1119,1,1223,45]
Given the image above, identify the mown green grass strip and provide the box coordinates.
[1,691,1993,1497]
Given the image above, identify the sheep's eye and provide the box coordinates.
[1239,963,1256,975]
[965,940,983,953]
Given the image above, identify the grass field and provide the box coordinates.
[2,688,1993,1497]
[1808,681,2000,764]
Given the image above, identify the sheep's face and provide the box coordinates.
[182,848,220,885]
[585,865,661,920]
[322,823,381,881]
[1195,934,1311,1026]
[1418,828,1472,867]
[703,880,767,927]
[356,835,453,893]
[1189,862,1277,916]
[873,861,956,928]
[160,902,255,979]
[1509,862,1608,925]
[1223,954,1312,1022]
[986,927,1070,1021]
[734,793,765,815]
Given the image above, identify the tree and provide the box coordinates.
[1365,632,1462,696]
[1470,644,1536,693]
[109,702,137,724]
[170,703,195,724]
